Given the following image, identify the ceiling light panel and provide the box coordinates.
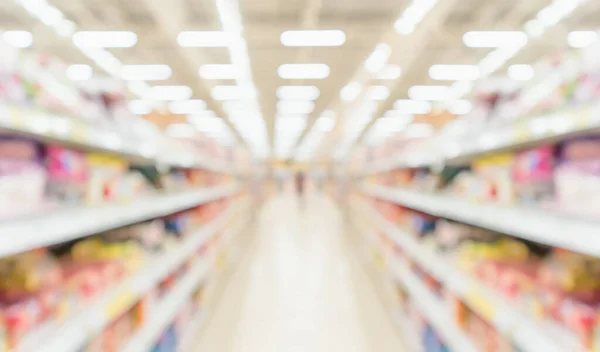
[128,100,153,115]
[150,85,193,101]
[73,31,138,48]
[408,86,450,101]
[166,123,198,138]
[568,31,598,48]
[168,99,207,114]
[278,64,330,79]
[394,0,438,35]
[2,30,33,48]
[277,86,320,100]
[507,64,534,81]
[121,65,172,81]
[315,116,335,131]
[392,100,432,114]
[66,64,93,81]
[448,100,473,115]
[277,101,315,115]
[177,31,234,47]
[281,30,346,47]
[211,86,244,100]
[462,31,528,48]
[199,64,238,79]
[428,64,480,81]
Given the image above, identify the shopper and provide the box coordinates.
[295,171,305,208]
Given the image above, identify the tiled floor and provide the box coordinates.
[194,193,406,352]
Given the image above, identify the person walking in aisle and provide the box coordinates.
[295,171,305,209]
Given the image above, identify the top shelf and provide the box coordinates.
[0,104,235,174]
[364,103,600,175]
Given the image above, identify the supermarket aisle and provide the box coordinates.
[195,193,406,352]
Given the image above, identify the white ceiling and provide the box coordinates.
[2,0,600,161]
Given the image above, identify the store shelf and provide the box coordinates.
[0,184,239,257]
[364,103,600,175]
[362,183,600,257]
[0,104,233,173]
[121,259,211,352]
[24,200,247,352]
[354,199,579,352]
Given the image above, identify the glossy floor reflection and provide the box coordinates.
[194,193,406,352]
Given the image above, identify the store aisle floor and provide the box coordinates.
[194,194,406,352]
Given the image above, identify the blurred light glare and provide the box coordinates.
[277,64,330,79]
[2,30,33,48]
[448,100,473,115]
[428,64,480,81]
[407,86,450,101]
[393,99,432,114]
[404,123,435,138]
[128,100,153,115]
[508,64,534,81]
[150,85,193,101]
[277,101,315,114]
[280,30,346,47]
[376,65,402,80]
[364,43,392,73]
[366,86,390,101]
[166,123,197,138]
[121,65,172,81]
[177,31,235,47]
[568,31,599,48]
[316,117,335,131]
[199,64,238,79]
[462,31,527,48]
[66,64,93,81]
[277,86,320,100]
[340,82,363,101]
[168,99,207,114]
[73,31,138,48]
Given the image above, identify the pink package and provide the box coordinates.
[512,146,555,204]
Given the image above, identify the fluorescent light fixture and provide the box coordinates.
[150,85,193,101]
[408,86,450,101]
[177,31,235,47]
[568,31,598,48]
[281,30,346,47]
[536,1,580,26]
[278,64,330,79]
[508,64,534,81]
[393,99,432,114]
[277,86,320,100]
[121,65,172,81]
[395,20,415,35]
[128,100,153,115]
[277,101,315,114]
[199,64,238,79]
[66,64,93,81]
[428,64,480,81]
[463,31,527,48]
[211,85,254,100]
[366,86,390,101]
[448,100,473,115]
[404,123,434,138]
[166,123,197,138]
[276,118,306,132]
[316,117,335,131]
[2,30,33,48]
[340,82,362,101]
[524,19,545,38]
[364,43,392,73]
[73,31,138,48]
[375,65,402,80]
[168,99,207,114]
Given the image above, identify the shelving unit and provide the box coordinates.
[353,198,582,352]
[348,202,477,352]
[0,184,240,257]
[0,104,233,173]
[361,183,600,257]
[364,103,600,175]
[29,200,248,352]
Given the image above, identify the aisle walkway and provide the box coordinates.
[195,194,406,352]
